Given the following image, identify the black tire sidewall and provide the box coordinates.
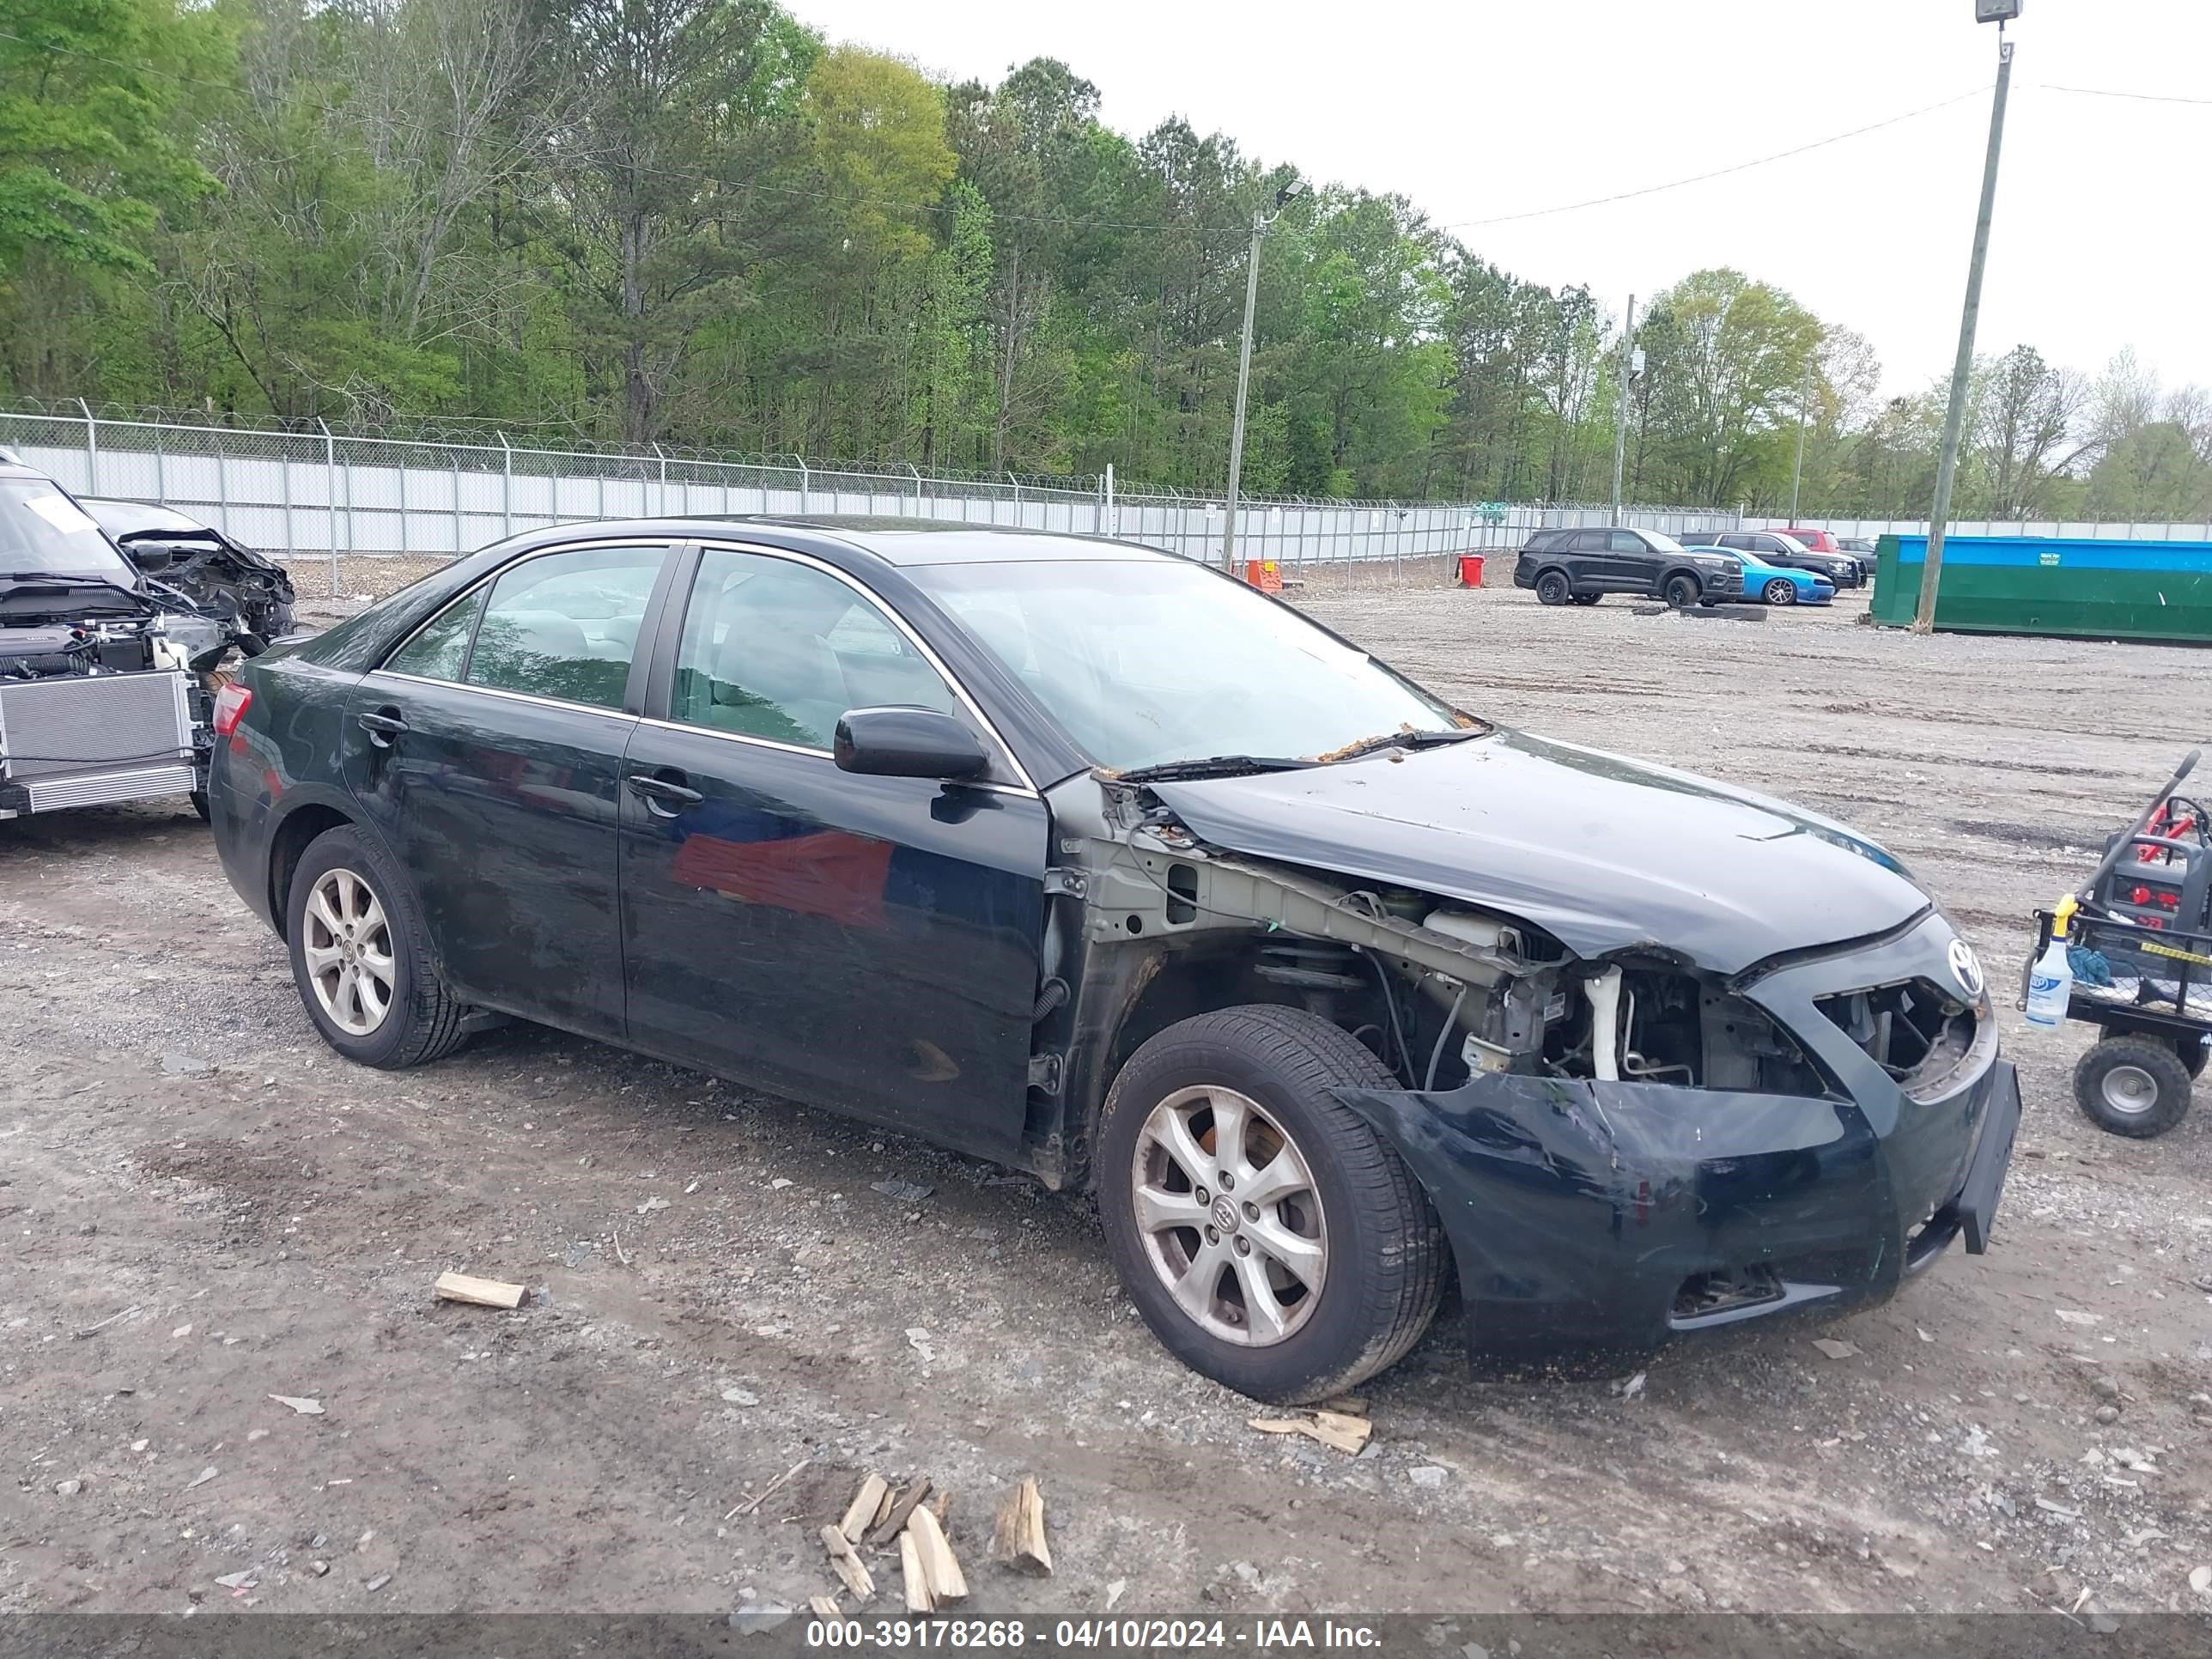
[1664,574,1698,608]
[1536,571,1570,605]
[285,826,427,1067]
[2073,1037,2192,1138]
[1097,1018,1419,1401]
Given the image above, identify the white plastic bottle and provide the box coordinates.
[2024,896,2077,1031]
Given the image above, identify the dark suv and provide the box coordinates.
[1708,531,1859,588]
[1513,526,1744,608]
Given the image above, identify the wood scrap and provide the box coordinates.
[808,1595,842,1619]
[839,1473,889,1542]
[904,1504,969,1604]
[991,1475,1052,1577]
[727,1457,811,1519]
[433,1272,526,1310]
[866,1479,930,1547]
[931,1487,951,1526]
[899,1531,933,1613]
[1249,1408,1372,1455]
[820,1523,876,1601]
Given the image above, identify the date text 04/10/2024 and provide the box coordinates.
[804,1620,1384,1650]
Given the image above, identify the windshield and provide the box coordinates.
[0,481,139,582]
[1643,529,1686,554]
[82,497,211,541]
[910,557,1462,772]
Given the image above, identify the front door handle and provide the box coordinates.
[627,772,703,815]
[358,708,410,748]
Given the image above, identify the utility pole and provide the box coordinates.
[1915,8,2018,633]
[1609,294,1637,520]
[1789,357,1814,522]
[1223,184,1303,573]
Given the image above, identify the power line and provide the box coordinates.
[2043,82,2212,108]
[1437,86,1992,231]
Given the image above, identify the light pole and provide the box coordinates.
[1608,294,1638,520]
[1788,356,1814,522]
[1914,1,2020,633]
[1223,184,1303,573]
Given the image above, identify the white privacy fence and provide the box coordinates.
[0,404,1745,580]
[12,403,2197,584]
[1745,514,2212,543]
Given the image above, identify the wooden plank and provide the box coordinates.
[820,1524,876,1601]
[991,1475,1052,1577]
[866,1480,930,1547]
[899,1530,933,1613]
[839,1473,890,1543]
[434,1271,526,1310]
[1249,1410,1372,1456]
[808,1595,842,1619]
[905,1505,969,1604]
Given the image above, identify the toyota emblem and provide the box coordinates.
[1948,937,1985,1000]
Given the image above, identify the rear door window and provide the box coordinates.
[1571,530,1612,553]
[465,544,666,710]
[387,590,486,682]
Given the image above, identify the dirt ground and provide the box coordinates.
[4,565,2210,1623]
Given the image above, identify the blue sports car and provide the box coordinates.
[1683,544,1832,606]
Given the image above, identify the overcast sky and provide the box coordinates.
[797,0,2211,400]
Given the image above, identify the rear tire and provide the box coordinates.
[285,824,469,1069]
[1764,578,1796,606]
[2072,1036,2191,1138]
[1534,570,1571,606]
[1097,1006,1447,1403]
[1662,573,1700,609]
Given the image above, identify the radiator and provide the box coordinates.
[0,671,195,785]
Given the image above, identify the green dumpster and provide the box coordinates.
[1870,534,2212,643]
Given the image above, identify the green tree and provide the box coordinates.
[0,0,215,276]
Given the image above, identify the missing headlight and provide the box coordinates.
[1818,979,1984,1101]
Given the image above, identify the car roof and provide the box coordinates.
[617,515,1186,568]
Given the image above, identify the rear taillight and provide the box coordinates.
[212,681,253,737]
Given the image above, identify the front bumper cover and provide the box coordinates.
[1334,912,2021,1357]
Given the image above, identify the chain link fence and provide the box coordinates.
[2,399,1754,592]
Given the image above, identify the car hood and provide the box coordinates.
[1146,729,1928,975]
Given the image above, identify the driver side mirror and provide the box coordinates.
[127,542,181,571]
[834,706,991,781]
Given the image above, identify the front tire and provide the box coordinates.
[286,824,469,1069]
[1662,573,1701,609]
[1097,1006,1447,1402]
[1534,570,1571,606]
[2072,1036,2191,1138]
[1764,578,1797,605]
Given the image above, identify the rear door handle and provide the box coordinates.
[627,772,703,815]
[358,708,410,747]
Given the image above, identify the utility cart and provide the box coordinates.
[2025,749,2211,1137]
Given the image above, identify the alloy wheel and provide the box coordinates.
[1129,1085,1328,1347]
[302,867,395,1036]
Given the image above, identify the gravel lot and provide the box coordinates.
[3,566,2210,1622]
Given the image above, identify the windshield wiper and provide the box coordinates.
[1115,754,1318,784]
[1320,727,1483,764]
[0,569,148,603]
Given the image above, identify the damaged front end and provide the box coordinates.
[1052,768,2019,1359]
